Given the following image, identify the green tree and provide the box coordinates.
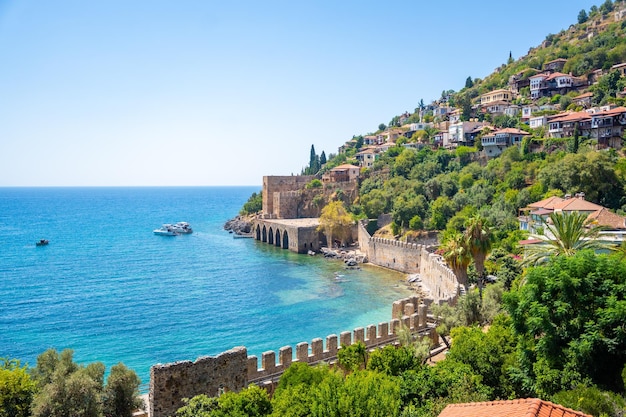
[378,123,387,131]
[505,251,626,396]
[552,386,626,417]
[240,191,263,215]
[522,211,610,266]
[367,345,422,377]
[318,200,354,247]
[212,385,271,417]
[337,371,401,417]
[465,76,474,89]
[577,8,588,23]
[0,358,37,417]
[103,363,143,417]
[360,188,388,219]
[176,394,218,417]
[337,342,368,374]
[445,315,519,399]
[319,151,327,166]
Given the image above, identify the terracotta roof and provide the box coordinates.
[332,164,359,170]
[496,128,531,135]
[587,207,626,229]
[545,72,573,81]
[548,111,591,123]
[530,208,553,216]
[574,92,593,99]
[596,106,626,116]
[552,198,603,212]
[438,398,591,417]
[527,196,565,209]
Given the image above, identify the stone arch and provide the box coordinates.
[268,227,274,245]
[282,230,289,249]
[255,224,261,240]
[262,225,267,242]
[275,229,281,247]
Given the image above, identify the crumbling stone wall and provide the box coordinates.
[150,347,247,417]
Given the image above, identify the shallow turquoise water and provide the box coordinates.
[0,187,410,387]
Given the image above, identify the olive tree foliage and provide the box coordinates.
[30,348,143,417]
[0,358,37,417]
[102,363,143,417]
[537,151,623,209]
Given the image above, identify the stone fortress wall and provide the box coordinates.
[358,221,459,304]
[150,297,435,417]
[262,175,315,219]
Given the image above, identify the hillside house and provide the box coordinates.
[590,106,626,149]
[611,62,626,77]
[530,72,575,99]
[543,58,567,73]
[355,148,378,168]
[573,92,593,108]
[529,115,548,129]
[521,105,539,120]
[322,164,360,183]
[509,69,539,94]
[480,89,513,106]
[481,128,530,158]
[518,194,626,244]
[447,121,488,148]
[363,135,380,146]
[403,122,434,139]
[548,111,592,138]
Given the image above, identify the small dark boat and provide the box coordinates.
[36,239,49,246]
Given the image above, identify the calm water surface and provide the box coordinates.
[0,187,411,386]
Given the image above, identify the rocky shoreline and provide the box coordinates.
[223,215,253,236]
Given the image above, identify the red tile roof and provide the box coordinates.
[545,72,573,81]
[527,196,564,209]
[587,207,626,229]
[548,111,591,123]
[438,398,591,417]
[496,128,531,135]
[332,164,359,171]
[552,198,603,212]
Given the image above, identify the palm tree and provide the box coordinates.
[465,215,493,294]
[440,232,472,287]
[523,211,610,266]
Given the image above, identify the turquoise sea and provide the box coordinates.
[0,187,411,388]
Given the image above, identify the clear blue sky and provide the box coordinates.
[0,0,597,186]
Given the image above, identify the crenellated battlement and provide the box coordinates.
[149,297,435,417]
[357,220,459,304]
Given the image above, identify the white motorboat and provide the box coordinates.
[171,222,193,234]
[153,224,179,236]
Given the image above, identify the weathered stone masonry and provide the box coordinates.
[149,297,435,417]
[358,221,459,304]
